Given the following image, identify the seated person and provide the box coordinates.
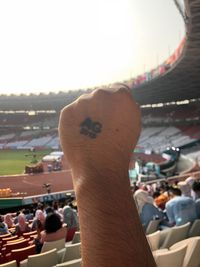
[166,187,197,226]
[63,201,79,241]
[33,212,67,253]
[22,208,34,222]
[15,213,31,236]
[41,212,67,243]
[0,215,9,235]
[31,210,46,231]
[4,213,15,229]
[192,180,200,218]
[134,189,164,229]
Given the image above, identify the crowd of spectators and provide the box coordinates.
[132,177,200,231]
[0,199,79,257]
[1,175,200,264]
[1,177,200,245]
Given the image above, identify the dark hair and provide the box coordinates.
[23,208,30,215]
[37,203,44,210]
[45,206,54,215]
[153,191,160,199]
[0,215,3,223]
[169,187,182,196]
[53,202,59,210]
[44,212,62,233]
[192,181,200,192]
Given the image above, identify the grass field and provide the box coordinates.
[0,149,51,176]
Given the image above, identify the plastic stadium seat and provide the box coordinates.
[66,228,77,242]
[0,261,17,267]
[41,238,66,253]
[153,244,187,267]
[22,231,37,240]
[55,259,82,267]
[6,239,25,245]
[146,219,161,235]
[146,230,160,251]
[62,243,81,262]
[170,236,200,267]
[20,248,58,267]
[57,248,67,264]
[11,245,36,267]
[159,222,191,249]
[188,219,200,237]
[71,232,80,245]
[2,239,29,257]
[1,236,21,247]
[0,234,11,242]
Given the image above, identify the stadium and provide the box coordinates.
[0,0,200,266]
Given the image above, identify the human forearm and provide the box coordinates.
[59,85,156,267]
[74,168,156,267]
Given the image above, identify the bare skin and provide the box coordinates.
[59,84,156,267]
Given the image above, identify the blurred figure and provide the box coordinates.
[166,187,197,226]
[178,181,191,197]
[15,213,31,236]
[41,212,67,243]
[192,180,200,218]
[0,215,9,235]
[31,210,46,231]
[63,201,79,241]
[23,208,34,222]
[33,212,67,253]
[13,211,20,224]
[185,176,196,200]
[4,213,15,229]
[53,201,64,220]
[134,189,164,229]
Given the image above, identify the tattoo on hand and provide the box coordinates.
[80,117,102,139]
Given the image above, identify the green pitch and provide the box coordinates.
[0,149,51,176]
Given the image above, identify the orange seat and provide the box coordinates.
[1,239,29,257]
[0,233,11,242]
[11,244,36,267]
[6,238,25,245]
[22,230,37,240]
[0,234,12,249]
[1,236,20,247]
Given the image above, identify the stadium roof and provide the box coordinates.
[0,0,199,110]
[132,0,200,105]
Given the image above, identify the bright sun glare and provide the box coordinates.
[0,0,184,95]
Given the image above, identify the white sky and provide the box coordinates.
[0,0,185,95]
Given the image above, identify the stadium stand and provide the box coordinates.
[0,1,200,266]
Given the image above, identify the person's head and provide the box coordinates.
[15,211,20,217]
[0,215,4,223]
[152,191,160,199]
[35,210,46,223]
[178,181,191,197]
[192,180,200,197]
[17,213,27,228]
[44,212,62,233]
[185,176,196,187]
[45,206,54,215]
[168,187,182,199]
[37,203,44,211]
[53,201,59,210]
[23,208,30,215]
[134,189,153,214]
[0,215,6,230]
[4,213,13,227]
[159,182,170,194]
